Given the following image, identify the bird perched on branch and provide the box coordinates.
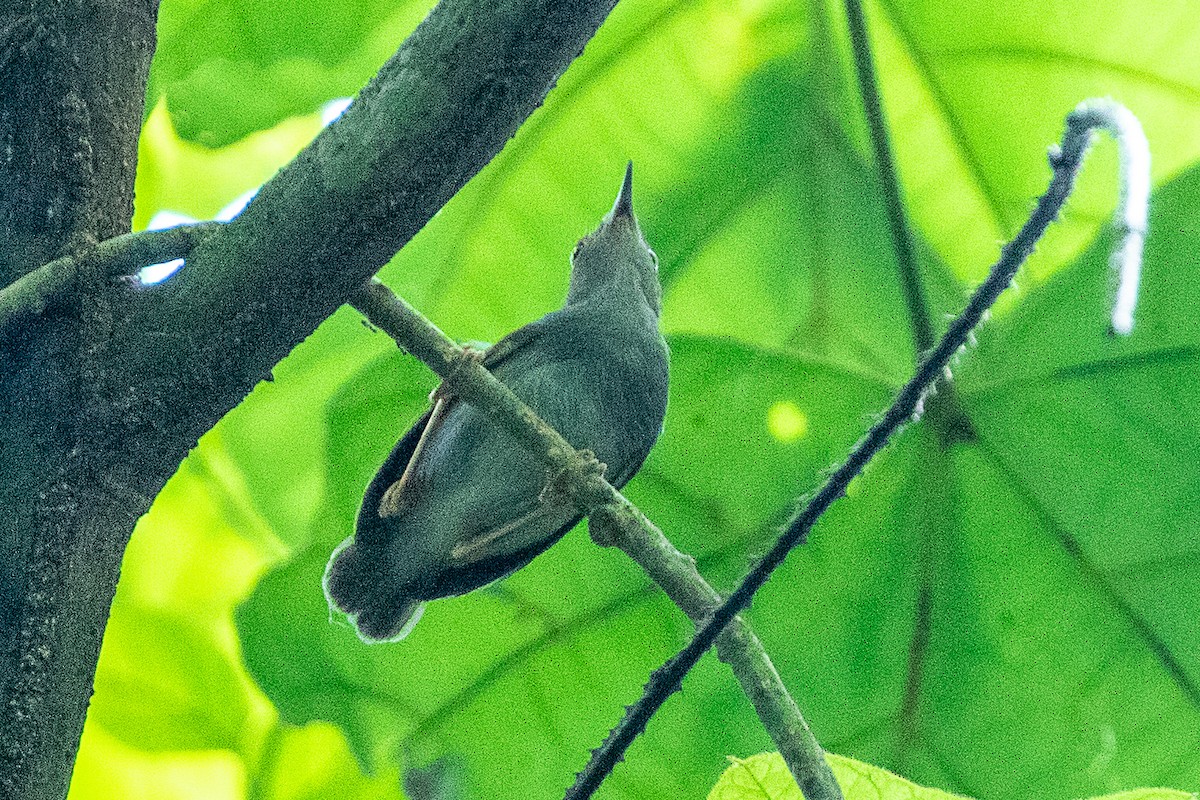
[324,163,669,642]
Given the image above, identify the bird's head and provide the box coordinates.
[567,162,661,316]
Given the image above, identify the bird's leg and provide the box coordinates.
[378,398,451,517]
[448,507,548,564]
[539,449,607,507]
[379,346,486,518]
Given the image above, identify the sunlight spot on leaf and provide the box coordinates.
[766,400,808,443]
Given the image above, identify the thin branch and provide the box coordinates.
[843,0,978,450]
[349,281,843,800]
[0,222,220,339]
[564,101,1150,800]
[350,282,586,478]
[588,507,842,800]
[843,0,934,353]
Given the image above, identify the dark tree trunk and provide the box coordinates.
[0,0,618,796]
[0,3,158,798]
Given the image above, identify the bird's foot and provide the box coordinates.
[539,449,607,507]
[430,344,487,403]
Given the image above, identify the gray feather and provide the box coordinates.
[324,163,668,643]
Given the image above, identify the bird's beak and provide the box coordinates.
[610,161,635,221]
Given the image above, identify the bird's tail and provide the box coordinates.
[323,537,426,643]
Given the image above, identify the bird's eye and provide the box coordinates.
[572,241,583,259]
[648,249,659,270]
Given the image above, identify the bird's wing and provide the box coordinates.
[359,318,553,531]
[418,350,594,598]
[353,406,433,549]
[419,328,606,590]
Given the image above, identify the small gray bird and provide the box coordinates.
[324,163,669,642]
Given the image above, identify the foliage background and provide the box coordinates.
[68,0,1200,798]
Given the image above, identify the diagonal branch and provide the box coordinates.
[350,280,843,800]
[0,223,222,339]
[564,99,1150,800]
[10,217,846,797]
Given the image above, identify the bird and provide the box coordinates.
[323,162,669,643]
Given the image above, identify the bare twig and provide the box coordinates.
[564,100,1150,800]
[1066,99,1150,335]
[843,0,977,449]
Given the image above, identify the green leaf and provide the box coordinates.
[89,606,252,753]
[210,307,400,550]
[868,0,1200,283]
[708,753,1196,800]
[237,168,1200,798]
[256,723,408,800]
[709,752,969,800]
[133,102,324,229]
[84,452,269,758]
[244,16,1200,799]
[73,410,410,797]
[237,335,893,795]
[149,0,435,146]
[360,0,965,390]
[96,0,1200,797]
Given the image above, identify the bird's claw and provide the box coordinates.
[539,449,606,506]
[430,345,487,403]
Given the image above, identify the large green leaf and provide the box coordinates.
[75,0,1200,797]
[239,184,1200,796]
[238,111,1200,800]
[707,753,1195,800]
[149,0,434,146]
[237,335,894,797]
[867,0,1200,282]
[70,439,402,798]
[88,606,252,754]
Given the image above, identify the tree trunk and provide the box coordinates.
[1,3,158,798]
[0,0,618,796]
